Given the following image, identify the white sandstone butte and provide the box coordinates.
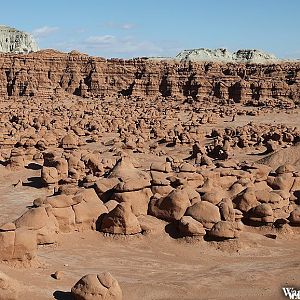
[0,25,39,54]
[175,48,279,64]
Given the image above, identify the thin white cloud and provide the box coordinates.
[84,34,163,56]
[43,34,180,58]
[86,35,116,44]
[121,23,135,30]
[105,22,136,30]
[32,26,59,38]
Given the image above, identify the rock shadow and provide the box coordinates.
[23,176,44,188]
[53,291,73,300]
[25,162,42,170]
[0,160,9,167]
[164,222,182,239]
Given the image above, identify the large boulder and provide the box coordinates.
[14,205,59,244]
[72,189,108,231]
[234,188,259,213]
[208,221,238,240]
[149,189,191,222]
[111,178,152,216]
[178,216,206,236]
[201,189,224,205]
[108,157,150,182]
[41,166,59,185]
[289,207,300,225]
[100,202,141,235]
[247,203,274,223]
[0,224,37,261]
[185,201,221,229]
[150,163,173,197]
[71,272,122,300]
[45,189,108,232]
[60,133,78,150]
[218,198,235,221]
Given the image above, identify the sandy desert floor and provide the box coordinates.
[0,147,299,299]
[1,98,300,300]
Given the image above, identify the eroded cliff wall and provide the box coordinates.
[0,50,299,103]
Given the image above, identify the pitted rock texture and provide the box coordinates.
[0,50,299,103]
[0,25,39,54]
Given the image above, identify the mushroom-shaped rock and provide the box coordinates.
[234,188,259,213]
[218,198,235,221]
[111,187,152,216]
[201,190,224,205]
[60,134,78,149]
[181,187,201,205]
[289,207,300,225]
[7,149,25,170]
[0,227,37,261]
[71,272,122,300]
[41,166,59,185]
[185,201,221,229]
[46,189,108,232]
[178,216,206,236]
[208,221,238,240]
[105,200,119,212]
[95,177,120,202]
[100,202,141,235]
[111,177,152,216]
[108,157,150,182]
[14,206,59,245]
[247,203,274,223]
[0,271,19,300]
[149,189,191,222]
[72,189,108,230]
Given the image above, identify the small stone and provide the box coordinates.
[52,271,64,280]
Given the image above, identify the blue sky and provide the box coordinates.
[2,0,300,58]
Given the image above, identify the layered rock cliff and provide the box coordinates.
[0,50,299,103]
[0,25,39,54]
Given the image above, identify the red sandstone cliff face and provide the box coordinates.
[0,50,299,102]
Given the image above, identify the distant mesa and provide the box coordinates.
[0,25,39,54]
[175,48,279,64]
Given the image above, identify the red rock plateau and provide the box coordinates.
[0,50,300,300]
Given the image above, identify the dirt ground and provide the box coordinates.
[1,220,299,300]
[0,153,299,300]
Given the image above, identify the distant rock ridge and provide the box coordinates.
[0,25,39,54]
[175,48,279,64]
